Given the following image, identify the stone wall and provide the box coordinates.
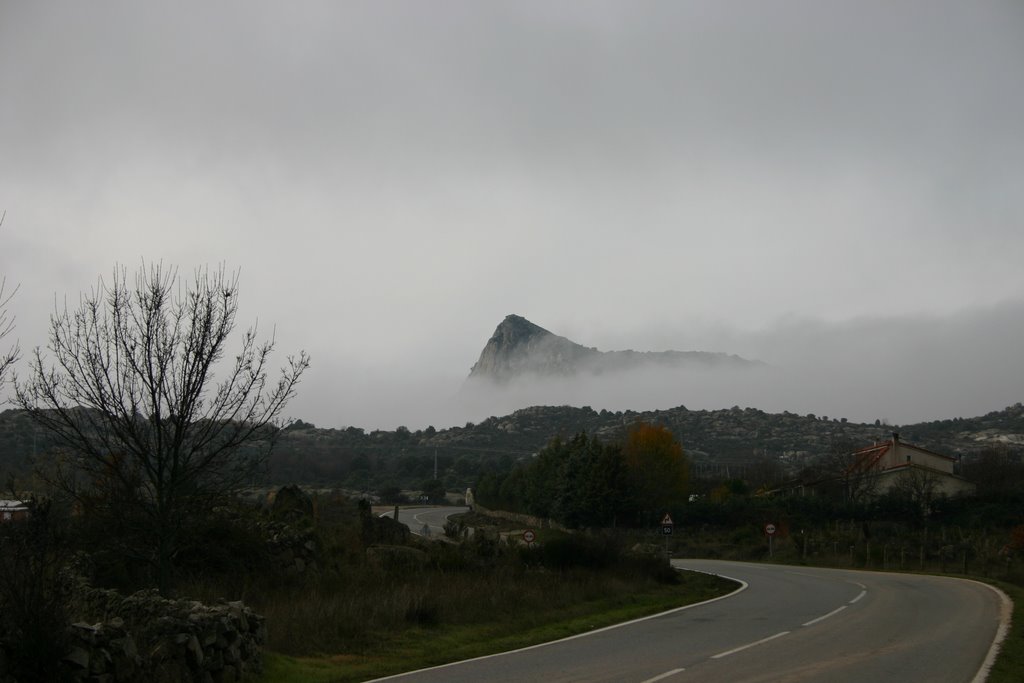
[473,505,567,532]
[57,583,265,682]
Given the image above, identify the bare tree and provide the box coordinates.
[0,281,16,390]
[15,263,309,592]
[891,465,940,520]
[962,446,1024,497]
[816,437,880,504]
[0,211,18,392]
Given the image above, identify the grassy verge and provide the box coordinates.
[983,580,1024,683]
[259,570,735,683]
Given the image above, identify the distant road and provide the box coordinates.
[381,505,469,538]
[369,559,1009,683]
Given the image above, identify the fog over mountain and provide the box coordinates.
[307,302,1024,431]
[2,3,1022,431]
[468,314,760,382]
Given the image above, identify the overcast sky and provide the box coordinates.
[2,2,1023,430]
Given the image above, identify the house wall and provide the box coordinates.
[933,474,976,497]
[874,465,976,497]
[882,443,955,474]
[0,501,28,523]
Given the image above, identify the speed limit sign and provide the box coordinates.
[765,523,777,536]
[523,529,536,544]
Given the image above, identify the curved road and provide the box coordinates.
[370,559,1009,683]
[382,505,469,537]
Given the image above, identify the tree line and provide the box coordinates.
[475,422,691,529]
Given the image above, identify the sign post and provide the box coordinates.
[661,513,675,561]
[765,523,777,558]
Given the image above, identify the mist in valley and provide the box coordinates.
[293,300,1024,432]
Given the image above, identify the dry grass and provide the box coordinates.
[246,563,669,655]
[258,568,733,683]
[178,530,699,658]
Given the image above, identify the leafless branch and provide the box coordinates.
[14,262,309,591]
[0,210,20,393]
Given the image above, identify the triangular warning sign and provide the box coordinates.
[661,513,674,526]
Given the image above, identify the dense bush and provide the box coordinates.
[0,499,72,682]
[526,533,619,571]
[476,425,690,530]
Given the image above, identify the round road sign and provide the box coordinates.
[765,523,777,536]
[523,529,536,543]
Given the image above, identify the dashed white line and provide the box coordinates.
[366,571,749,682]
[640,667,686,683]
[803,605,847,626]
[785,570,819,578]
[711,631,790,659]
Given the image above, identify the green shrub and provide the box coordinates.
[177,515,272,578]
[528,534,620,571]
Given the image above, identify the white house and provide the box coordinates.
[849,433,976,498]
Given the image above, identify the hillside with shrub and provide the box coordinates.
[4,403,1023,495]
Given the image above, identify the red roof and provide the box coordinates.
[848,444,889,474]
[847,437,956,475]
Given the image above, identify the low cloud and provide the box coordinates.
[286,301,1024,431]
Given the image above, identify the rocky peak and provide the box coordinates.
[467,314,762,383]
[468,315,597,382]
[485,314,551,348]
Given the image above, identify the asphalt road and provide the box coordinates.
[383,505,470,538]
[368,558,1009,683]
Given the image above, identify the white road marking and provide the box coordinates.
[711,631,790,659]
[802,605,847,626]
[640,667,686,683]
[849,590,867,604]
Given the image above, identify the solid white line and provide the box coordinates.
[802,605,846,626]
[849,590,867,604]
[711,631,790,659]
[968,579,1013,683]
[640,667,686,683]
[366,570,750,681]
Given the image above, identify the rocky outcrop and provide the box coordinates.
[468,314,760,382]
[361,507,411,546]
[269,484,314,520]
[469,315,598,381]
[263,520,319,575]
